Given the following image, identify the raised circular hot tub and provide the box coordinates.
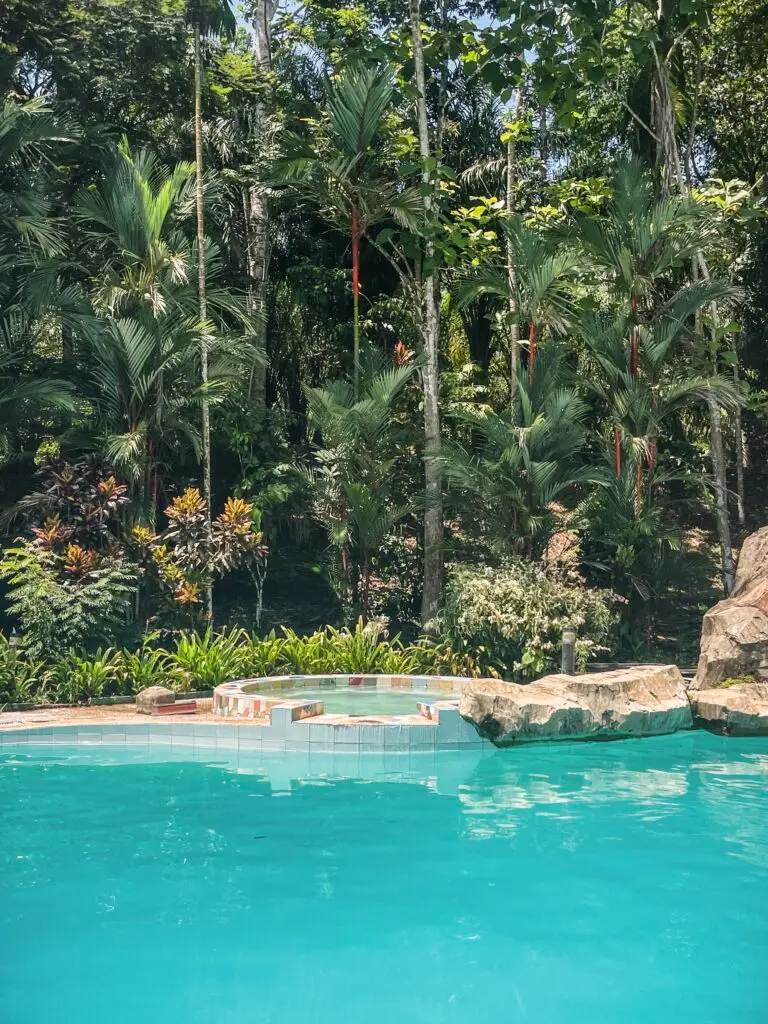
[213,673,469,719]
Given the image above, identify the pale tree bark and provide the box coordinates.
[707,391,736,590]
[505,76,524,399]
[194,27,214,620]
[247,0,278,412]
[733,357,746,526]
[651,35,735,592]
[409,0,443,628]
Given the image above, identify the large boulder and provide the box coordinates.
[135,686,176,715]
[691,526,768,689]
[690,683,768,735]
[460,665,691,746]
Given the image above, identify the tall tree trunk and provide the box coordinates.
[351,205,360,397]
[538,105,549,173]
[527,320,536,386]
[652,36,735,592]
[707,392,736,592]
[194,26,213,620]
[247,0,277,414]
[733,358,746,526]
[410,0,443,628]
[244,185,270,410]
[505,76,524,401]
[630,293,639,378]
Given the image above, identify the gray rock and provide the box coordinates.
[135,686,176,715]
[692,526,768,689]
[460,665,691,746]
[690,683,768,735]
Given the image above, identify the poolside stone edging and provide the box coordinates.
[460,664,693,745]
[7,666,768,753]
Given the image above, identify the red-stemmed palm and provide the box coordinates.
[276,63,422,395]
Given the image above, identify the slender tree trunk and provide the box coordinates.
[244,185,270,410]
[410,0,443,628]
[707,392,736,592]
[194,27,213,621]
[538,105,549,172]
[247,0,277,414]
[652,38,735,592]
[527,320,536,386]
[630,293,639,378]
[630,291,641,508]
[733,358,746,526]
[351,205,360,397]
[505,77,524,401]
[614,425,622,477]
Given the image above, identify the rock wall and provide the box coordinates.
[460,665,691,746]
[692,526,768,689]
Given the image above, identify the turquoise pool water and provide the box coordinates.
[275,684,446,715]
[2,733,767,1023]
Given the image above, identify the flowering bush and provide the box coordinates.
[131,488,268,623]
[440,561,619,679]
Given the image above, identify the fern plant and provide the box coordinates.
[0,545,137,657]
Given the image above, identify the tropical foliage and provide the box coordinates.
[1,0,767,686]
[0,619,489,706]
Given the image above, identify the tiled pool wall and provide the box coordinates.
[213,673,470,719]
[0,704,487,753]
[0,676,491,753]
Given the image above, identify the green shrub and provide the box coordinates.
[238,632,286,677]
[169,628,251,690]
[113,640,181,694]
[399,637,493,679]
[719,674,759,689]
[50,648,119,704]
[0,635,52,705]
[275,620,399,674]
[440,561,619,679]
[0,620,493,707]
[0,544,137,657]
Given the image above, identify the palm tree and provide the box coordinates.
[75,141,257,521]
[304,352,416,619]
[75,140,196,317]
[84,311,238,521]
[0,329,77,455]
[0,99,81,457]
[572,158,712,473]
[277,63,422,395]
[579,281,739,505]
[459,217,579,393]
[443,342,604,556]
[0,98,78,259]
[574,458,683,643]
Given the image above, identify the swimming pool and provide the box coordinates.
[2,733,767,1022]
